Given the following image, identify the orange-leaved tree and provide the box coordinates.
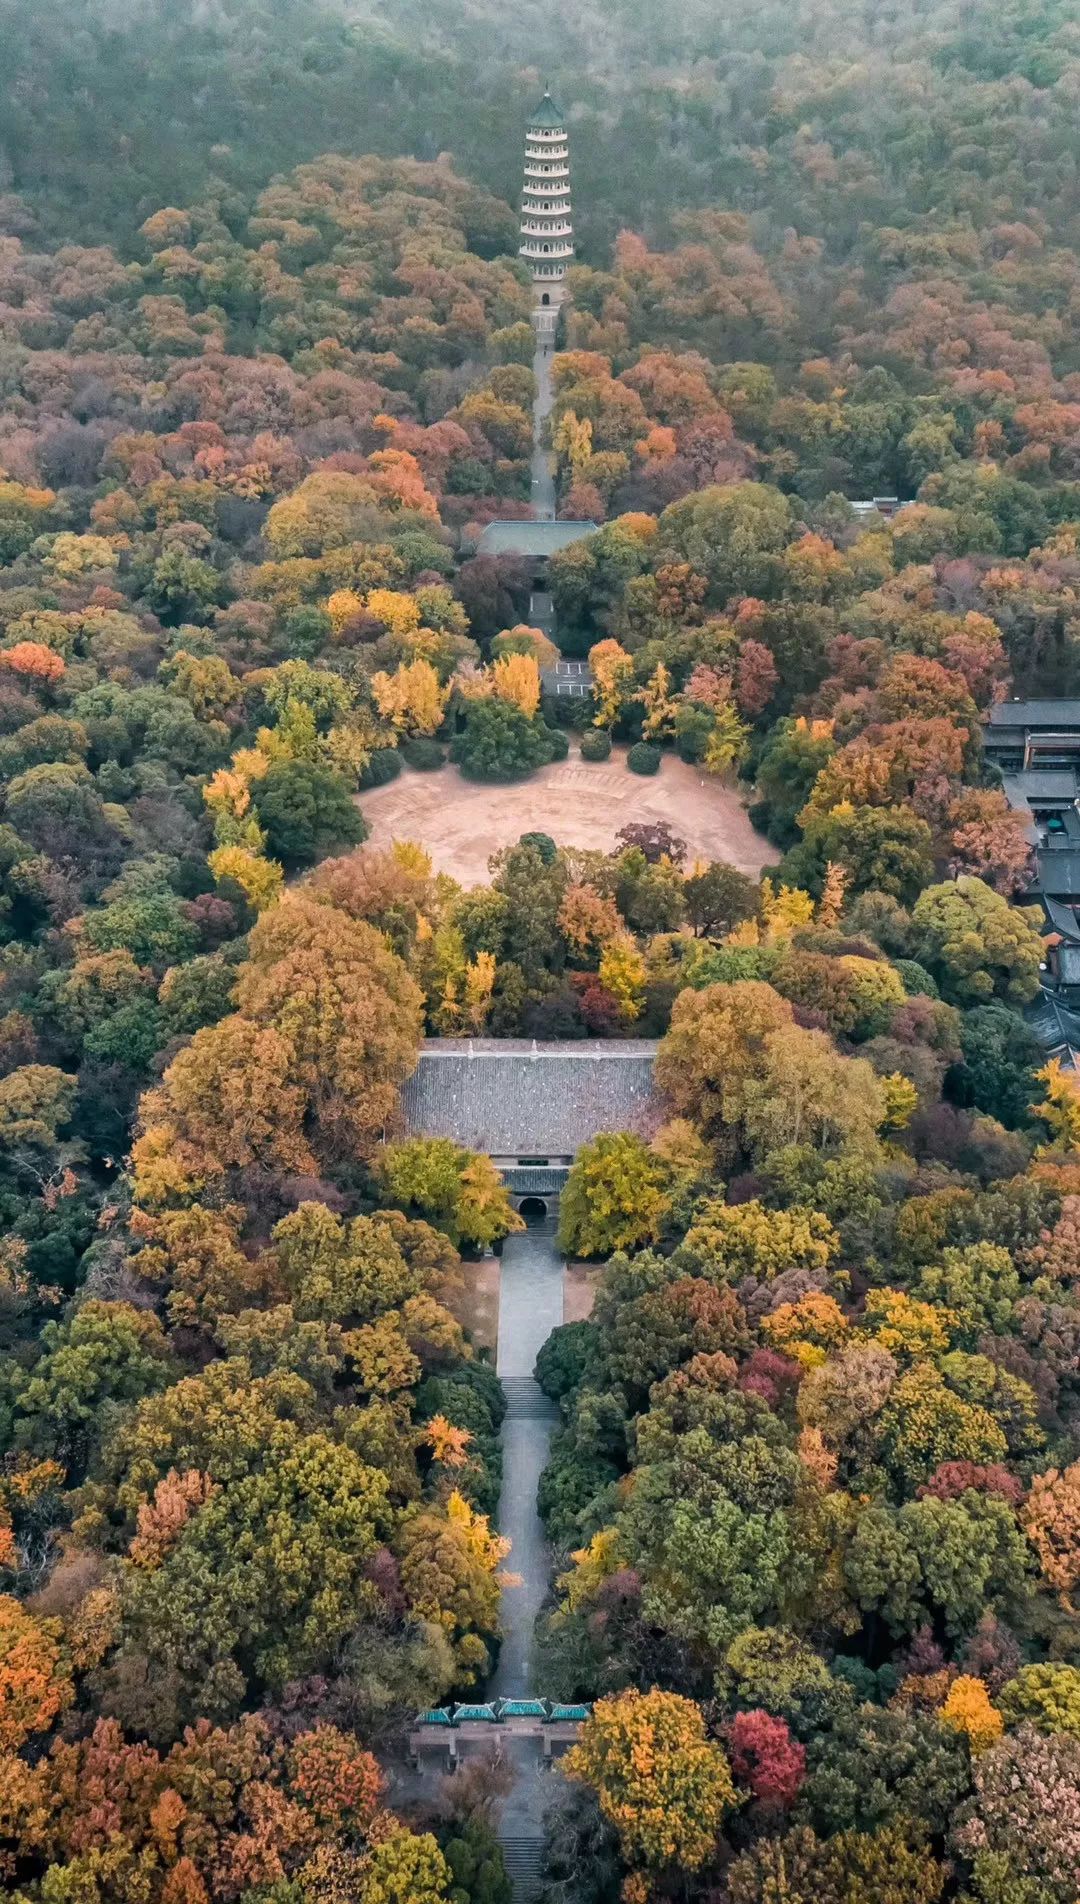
[0,1595,73,1751]
[132,896,422,1204]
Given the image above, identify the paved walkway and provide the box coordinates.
[528,585,555,636]
[530,328,557,520]
[490,1210,563,1699]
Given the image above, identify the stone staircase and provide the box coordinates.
[500,1835,546,1902]
[500,1376,558,1421]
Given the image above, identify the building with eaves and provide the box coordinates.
[401,1038,662,1212]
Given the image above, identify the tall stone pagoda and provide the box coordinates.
[519,91,573,307]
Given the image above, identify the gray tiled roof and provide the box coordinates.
[1038,846,1080,897]
[1001,771,1078,822]
[476,520,598,558]
[401,1038,662,1154]
[1042,893,1080,941]
[1027,988,1080,1066]
[986,700,1080,728]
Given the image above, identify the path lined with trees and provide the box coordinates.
[531,325,558,521]
[490,1210,564,1699]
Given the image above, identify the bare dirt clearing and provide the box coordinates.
[564,1260,600,1324]
[357,747,778,885]
[445,1255,500,1355]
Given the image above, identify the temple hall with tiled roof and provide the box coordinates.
[401,1038,663,1203]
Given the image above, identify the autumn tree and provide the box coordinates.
[99,1374,395,1723]
[375,1138,523,1250]
[911,877,1044,1005]
[1022,1462,1080,1608]
[0,1595,73,1750]
[372,658,449,737]
[589,639,635,729]
[11,1300,175,1469]
[727,1708,806,1808]
[557,1133,673,1258]
[947,788,1034,896]
[951,1726,1080,1903]
[783,800,934,906]
[658,979,884,1165]
[0,1708,410,1900]
[656,979,795,1154]
[394,1489,511,1684]
[133,896,422,1201]
[729,1826,945,1904]
[563,1688,735,1875]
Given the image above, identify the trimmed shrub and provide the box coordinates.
[580,729,612,763]
[627,741,661,775]
[358,747,402,789]
[401,737,445,771]
[544,726,570,762]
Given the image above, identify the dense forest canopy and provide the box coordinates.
[6,0,1080,268]
[1,6,1080,1904]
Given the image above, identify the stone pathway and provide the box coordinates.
[530,329,557,520]
[490,1209,563,1699]
[492,329,572,1892]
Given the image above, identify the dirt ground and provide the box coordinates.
[564,1260,600,1324]
[445,1255,500,1354]
[357,745,779,885]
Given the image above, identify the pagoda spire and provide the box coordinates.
[519,90,573,310]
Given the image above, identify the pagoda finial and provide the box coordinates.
[527,89,566,129]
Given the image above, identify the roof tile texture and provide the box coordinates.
[401,1038,662,1155]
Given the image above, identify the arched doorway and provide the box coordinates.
[518,1196,548,1221]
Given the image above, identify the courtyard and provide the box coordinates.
[357,746,779,884]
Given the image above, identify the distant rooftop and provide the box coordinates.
[528,91,566,129]
[1037,846,1080,898]
[1002,770,1078,806]
[850,496,902,519]
[1043,892,1080,942]
[986,700,1080,729]
[401,1038,662,1156]
[1028,987,1080,1068]
[476,520,598,559]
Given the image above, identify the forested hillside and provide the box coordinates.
[0,5,1079,1903]
[6,0,1080,268]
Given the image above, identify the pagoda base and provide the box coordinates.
[530,274,569,314]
